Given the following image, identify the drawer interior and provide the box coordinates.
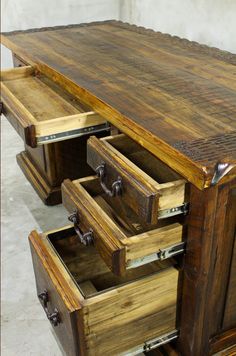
[79,176,182,236]
[62,176,184,273]
[104,134,181,183]
[48,227,174,298]
[3,69,89,120]
[1,66,108,145]
[31,225,179,354]
[87,134,187,224]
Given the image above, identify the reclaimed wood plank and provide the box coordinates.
[2,21,236,188]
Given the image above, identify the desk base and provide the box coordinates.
[17,151,62,205]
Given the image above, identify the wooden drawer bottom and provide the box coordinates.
[29,226,179,355]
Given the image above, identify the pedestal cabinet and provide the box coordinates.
[1,54,110,204]
[1,21,235,355]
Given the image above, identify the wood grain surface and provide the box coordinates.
[178,179,236,355]
[1,66,107,145]
[62,175,184,274]
[29,226,178,355]
[87,134,186,225]
[1,21,236,189]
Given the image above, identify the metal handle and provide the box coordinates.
[68,211,94,246]
[38,290,60,327]
[95,163,122,197]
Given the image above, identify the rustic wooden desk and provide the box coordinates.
[1,21,236,355]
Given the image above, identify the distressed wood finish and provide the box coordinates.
[29,230,81,356]
[87,134,186,224]
[1,66,107,147]
[178,179,236,356]
[210,329,236,355]
[17,131,109,205]
[2,22,235,354]
[217,345,236,356]
[62,175,183,274]
[1,53,111,205]
[17,151,62,205]
[29,226,178,355]
[1,21,236,189]
[223,228,236,330]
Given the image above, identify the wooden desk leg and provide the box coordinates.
[177,180,236,356]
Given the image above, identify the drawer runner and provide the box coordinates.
[127,242,185,269]
[1,66,109,147]
[37,122,110,144]
[158,203,189,219]
[124,329,179,355]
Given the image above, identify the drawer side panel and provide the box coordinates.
[29,230,83,356]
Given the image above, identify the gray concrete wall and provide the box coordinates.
[120,0,236,53]
[1,0,120,68]
[2,0,235,69]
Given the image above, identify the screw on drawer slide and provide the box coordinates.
[158,202,189,219]
[122,330,179,355]
[127,242,185,269]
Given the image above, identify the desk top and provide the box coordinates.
[2,21,236,189]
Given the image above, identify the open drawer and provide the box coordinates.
[29,225,179,356]
[87,134,188,225]
[62,176,184,275]
[1,66,109,147]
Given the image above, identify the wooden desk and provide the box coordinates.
[1,21,235,355]
[2,21,236,189]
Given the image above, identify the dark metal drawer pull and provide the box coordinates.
[68,211,94,246]
[38,290,60,327]
[95,163,122,197]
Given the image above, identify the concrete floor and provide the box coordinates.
[1,118,68,355]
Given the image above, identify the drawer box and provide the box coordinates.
[87,135,187,225]
[62,176,184,275]
[1,66,109,147]
[29,225,179,356]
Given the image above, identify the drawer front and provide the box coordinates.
[62,177,126,275]
[87,135,187,225]
[29,230,82,356]
[83,268,178,355]
[1,66,109,147]
[29,226,179,356]
[62,176,184,275]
